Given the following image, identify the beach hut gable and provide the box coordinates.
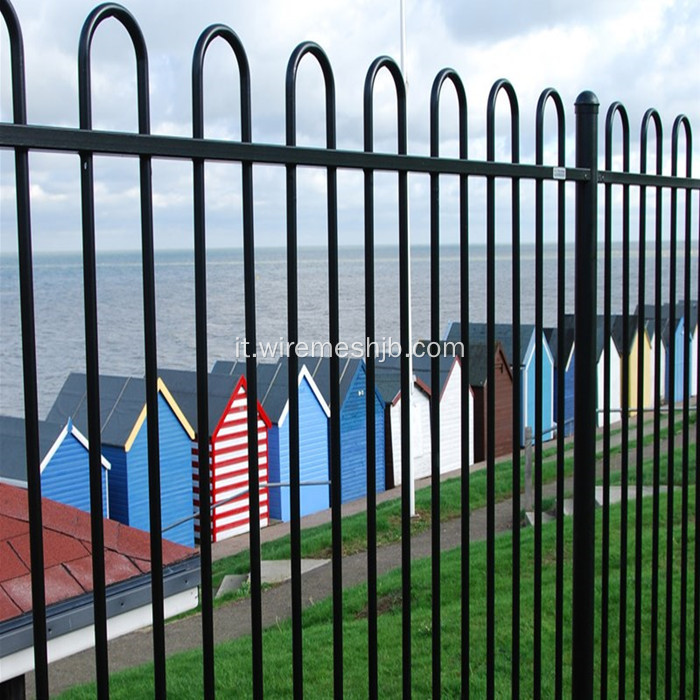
[47,373,195,547]
[0,415,110,516]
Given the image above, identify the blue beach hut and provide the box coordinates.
[213,359,331,522]
[544,324,575,437]
[0,415,110,516]
[46,373,196,547]
[661,304,688,405]
[300,357,386,504]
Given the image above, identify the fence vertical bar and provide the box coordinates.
[572,90,599,700]
[429,69,467,697]
[640,108,664,698]
[605,102,631,699]
[1,2,49,696]
[694,198,700,699]
[672,115,692,698]
[535,88,564,698]
[78,5,155,696]
[486,79,520,699]
[285,54,303,700]
[429,80,442,700]
[363,69,379,700]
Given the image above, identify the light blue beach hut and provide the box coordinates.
[47,373,195,547]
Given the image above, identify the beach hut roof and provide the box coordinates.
[411,353,459,399]
[158,367,269,435]
[299,356,364,406]
[0,416,111,485]
[373,356,431,406]
[46,373,194,450]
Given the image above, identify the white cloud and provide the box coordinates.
[1,0,698,252]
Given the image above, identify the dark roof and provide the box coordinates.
[0,483,196,624]
[610,314,639,354]
[299,357,363,407]
[462,341,513,386]
[46,373,192,448]
[373,356,431,405]
[0,417,64,483]
[159,368,245,435]
[449,322,536,366]
[411,354,457,398]
[543,325,575,368]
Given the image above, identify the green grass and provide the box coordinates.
[208,412,692,588]
[58,484,697,698]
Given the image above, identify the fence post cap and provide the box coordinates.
[575,90,600,112]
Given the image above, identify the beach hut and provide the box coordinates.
[159,367,271,542]
[0,416,109,516]
[611,315,654,415]
[544,325,575,437]
[214,359,330,521]
[449,322,555,446]
[374,357,432,489]
[681,301,698,397]
[411,352,474,471]
[300,357,386,504]
[637,305,667,404]
[661,313,686,405]
[46,373,196,547]
[595,317,623,426]
[464,341,514,463]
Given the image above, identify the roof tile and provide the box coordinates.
[11,530,89,570]
[0,541,29,583]
[0,588,22,620]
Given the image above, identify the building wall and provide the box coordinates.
[42,430,108,517]
[626,331,653,414]
[389,389,432,486]
[665,320,685,404]
[193,383,270,543]
[521,336,555,445]
[597,342,622,427]
[270,377,330,521]
[436,361,474,471]
[338,363,386,503]
[115,394,194,547]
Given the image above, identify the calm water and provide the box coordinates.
[0,244,696,416]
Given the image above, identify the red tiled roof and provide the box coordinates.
[0,483,196,623]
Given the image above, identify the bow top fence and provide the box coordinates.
[1,1,699,698]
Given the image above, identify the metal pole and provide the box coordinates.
[572,90,599,699]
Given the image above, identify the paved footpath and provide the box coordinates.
[36,412,693,696]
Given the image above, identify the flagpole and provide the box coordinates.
[400,0,416,517]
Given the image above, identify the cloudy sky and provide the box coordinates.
[1,0,698,252]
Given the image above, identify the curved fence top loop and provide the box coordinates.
[192,24,252,143]
[639,108,663,175]
[78,2,150,133]
[486,78,519,163]
[535,88,565,166]
[604,102,630,171]
[429,68,468,159]
[363,56,407,155]
[285,41,336,149]
[671,115,693,177]
[1,0,27,125]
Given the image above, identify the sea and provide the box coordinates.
[0,244,696,417]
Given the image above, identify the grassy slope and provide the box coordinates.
[60,483,697,699]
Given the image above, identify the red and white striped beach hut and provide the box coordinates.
[160,367,271,542]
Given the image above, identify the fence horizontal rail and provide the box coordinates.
[0,122,595,180]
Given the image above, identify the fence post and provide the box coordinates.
[573,90,599,698]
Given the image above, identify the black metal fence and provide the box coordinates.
[1,0,699,697]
